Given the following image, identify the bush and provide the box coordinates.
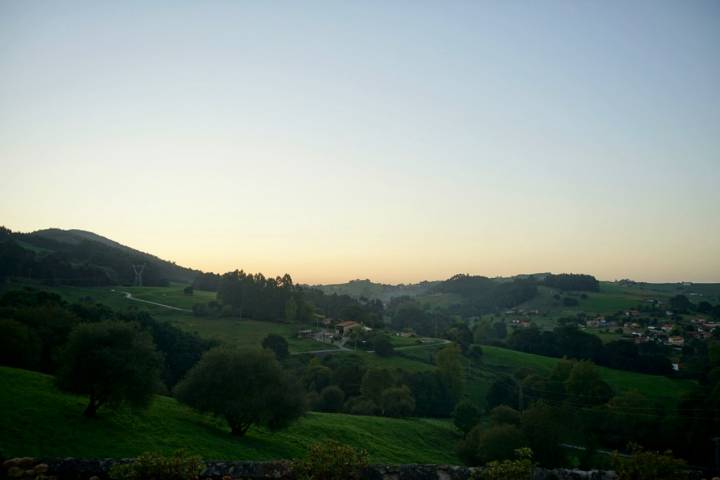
[612,443,687,480]
[109,450,204,480]
[292,440,368,480]
[473,448,534,480]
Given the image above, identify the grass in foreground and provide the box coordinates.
[0,366,460,464]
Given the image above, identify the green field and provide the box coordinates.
[0,282,333,354]
[481,345,696,405]
[167,315,335,353]
[0,366,460,464]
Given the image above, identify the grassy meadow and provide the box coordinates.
[0,366,460,464]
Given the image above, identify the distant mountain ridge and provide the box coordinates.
[0,226,199,286]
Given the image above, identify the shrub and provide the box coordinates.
[292,440,368,480]
[109,450,204,480]
[473,448,534,480]
[612,443,687,480]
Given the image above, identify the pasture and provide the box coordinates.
[0,366,460,464]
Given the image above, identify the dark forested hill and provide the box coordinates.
[0,226,199,286]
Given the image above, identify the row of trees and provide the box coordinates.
[295,343,465,419]
[503,324,673,375]
[0,288,214,388]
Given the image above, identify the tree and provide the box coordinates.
[360,368,395,405]
[457,424,527,466]
[565,361,613,406]
[285,297,298,323]
[380,385,415,417]
[372,335,395,357]
[454,400,481,434]
[490,405,521,426]
[56,321,163,417]
[520,402,566,467]
[183,286,194,295]
[262,334,289,360]
[435,343,464,398]
[319,386,345,412]
[669,295,692,313]
[174,348,305,436]
[0,318,41,368]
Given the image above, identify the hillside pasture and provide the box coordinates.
[0,366,460,464]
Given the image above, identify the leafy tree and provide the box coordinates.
[56,321,163,417]
[565,361,613,406]
[669,295,692,313]
[490,405,521,426]
[344,396,377,415]
[183,286,194,296]
[371,335,395,357]
[458,424,527,466]
[466,344,484,362]
[360,368,395,405]
[435,343,464,398]
[174,348,305,436]
[380,385,415,417]
[303,362,333,392]
[487,376,519,411]
[454,400,481,434]
[0,318,41,368]
[319,385,345,412]
[285,297,298,323]
[262,333,289,360]
[520,402,566,467]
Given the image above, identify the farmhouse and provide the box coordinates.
[335,320,362,336]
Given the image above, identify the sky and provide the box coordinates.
[1,1,719,284]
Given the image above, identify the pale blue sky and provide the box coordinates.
[1,1,718,283]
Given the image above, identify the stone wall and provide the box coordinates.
[1,457,625,480]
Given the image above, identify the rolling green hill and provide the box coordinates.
[0,366,460,464]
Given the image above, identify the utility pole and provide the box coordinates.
[132,264,145,287]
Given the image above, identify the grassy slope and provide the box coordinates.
[481,345,696,405]
[0,283,332,354]
[0,366,460,464]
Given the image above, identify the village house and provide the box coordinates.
[335,320,363,337]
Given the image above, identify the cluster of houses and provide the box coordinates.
[583,314,719,348]
[297,319,373,345]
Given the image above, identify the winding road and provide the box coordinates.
[111,289,192,312]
